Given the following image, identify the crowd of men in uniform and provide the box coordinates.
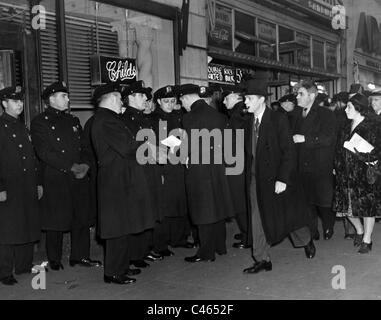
[1,73,380,286]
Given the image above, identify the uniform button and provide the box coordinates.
[23,168,26,172]
[132,117,135,120]
[4,124,7,128]
[139,126,142,130]
[62,150,65,153]
[35,168,38,171]
[12,134,16,138]
[51,126,55,130]
[23,156,26,160]
[45,116,48,120]
[57,138,60,141]
[19,144,23,148]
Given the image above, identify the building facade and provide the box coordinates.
[206,0,345,101]
[0,0,208,125]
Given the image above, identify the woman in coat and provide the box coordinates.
[333,93,381,254]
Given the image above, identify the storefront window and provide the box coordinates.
[279,26,295,65]
[258,20,276,60]
[295,32,311,68]
[313,39,325,69]
[208,4,233,51]
[234,11,256,56]
[326,42,337,73]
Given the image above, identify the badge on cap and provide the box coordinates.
[166,86,172,94]
[62,81,66,87]
[15,86,21,93]
[200,87,206,94]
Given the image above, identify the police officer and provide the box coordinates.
[0,87,42,285]
[121,81,165,265]
[152,85,194,250]
[91,83,157,284]
[31,81,101,271]
[180,84,234,262]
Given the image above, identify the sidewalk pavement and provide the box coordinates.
[1,220,381,300]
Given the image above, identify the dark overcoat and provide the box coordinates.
[333,116,381,217]
[182,99,234,225]
[121,106,165,222]
[0,113,41,244]
[91,108,156,239]
[30,107,93,231]
[236,108,311,245]
[152,107,187,218]
[226,102,247,216]
[293,103,337,207]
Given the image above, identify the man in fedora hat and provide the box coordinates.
[31,81,101,271]
[369,90,381,118]
[234,75,315,274]
[293,80,337,241]
[0,87,42,285]
[223,86,250,249]
[179,83,234,263]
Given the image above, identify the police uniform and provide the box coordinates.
[181,84,234,262]
[121,81,165,263]
[0,87,41,285]
[30,81,99,270]
[152,86,191,250]
[91,83,155,283]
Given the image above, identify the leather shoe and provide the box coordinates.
[304,240,316,259]
[172,241,197,249]
[184,255,215,263]
[234,233,243,241]
[131,259,150,268]
[232,241,251,249]
[353,233,364,247]
[69,258,102,267]
[104,274,136,285]
[358,242,372,254]
[243,260,272,274]
[49,261,64,271]
[323,229,334,240]
[144,252,164,262]
[125,268,141,276]
[0,275,17,286]
[159,249,175,257]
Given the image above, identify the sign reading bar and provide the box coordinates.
[208,63,253,85]
[91,55,137,86]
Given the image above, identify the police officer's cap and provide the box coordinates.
[198,86,213,98]
[122,80,146,98]
[154,85,176,102]
[278,93,297,105]
[92,82,121,103]
[0,86,24,101]
[42,81,68,100]
[143,87,153,101]
[178,84,200,97]
[332,92,349,104]
[368,89,381,97]
[222,86,243,100]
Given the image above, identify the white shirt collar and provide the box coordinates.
[255,107,266,124]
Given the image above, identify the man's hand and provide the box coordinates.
[74,164,90,179]
[70,163,82,175]
[37,186,43,200]
[0,191,7,202]
[293,134,305,144]
[275,181,287,194]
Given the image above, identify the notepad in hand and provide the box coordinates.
[343,133,374,154]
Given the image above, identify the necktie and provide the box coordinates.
[251,117,260,175]
[302,108,308,118]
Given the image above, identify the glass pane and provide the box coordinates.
[234,11,256,56]
[279,26,295,65]
[258,20,276,60]
[295,32,311,68]
[326,42,337,73]
[208,4,233,51]
[313,40,325,69]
